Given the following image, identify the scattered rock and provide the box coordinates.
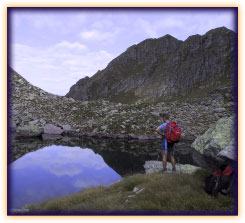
[128,195,136,198]
[82,101,88,105]
[16,125,43,137]
[213,108,226,113]
[151,112,160,117]
[125,199,132,203]
[133,187,140,193]
[101,125,107,130]
[62,124,72,131]
[71,107,78,111]
[26,94,35,100]
[109,110,118,116]
[135,188,145,194]
[28,120,39,126]
[39,119,46,125]
[44,124,64,135]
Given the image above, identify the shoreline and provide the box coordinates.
[13,130,196,142]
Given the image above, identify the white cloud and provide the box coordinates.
[79,28,122,41]
[91,19,114,29]
[80,30,98,39]
[155,17,185,29]
[49,165,83,177]
[11,42,115,95]
[32,15,61,29]
[136,19,158,38]
[10,146,108,177]
[55,41,87,51]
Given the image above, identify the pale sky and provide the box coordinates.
[9,8,236,96]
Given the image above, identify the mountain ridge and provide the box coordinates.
[66,26,235,103]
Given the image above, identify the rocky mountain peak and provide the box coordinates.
[66,26,235,104]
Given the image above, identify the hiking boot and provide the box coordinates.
[162,168,167,173]
[172,167,176,173]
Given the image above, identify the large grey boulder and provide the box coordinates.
[191,116,236,161]
[144,161,202,174]
[44,124,63,135]
[16,124,43,137]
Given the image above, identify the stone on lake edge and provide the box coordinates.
[144,161,202,175]
[43,124,64,135]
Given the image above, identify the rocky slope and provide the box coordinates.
[66,27,235,103]
[10,68,234,139]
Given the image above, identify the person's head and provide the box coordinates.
[161,113,169,122]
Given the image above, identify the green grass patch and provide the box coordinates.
[26,171,235,214]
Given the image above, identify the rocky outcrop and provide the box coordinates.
[191,116,236,163]
[66,27,235,103]
[144,161,202,174]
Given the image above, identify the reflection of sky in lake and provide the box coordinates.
[9,145,121,209]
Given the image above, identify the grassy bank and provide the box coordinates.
[26,170,235,215]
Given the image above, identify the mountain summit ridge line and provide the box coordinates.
[66,26,235,104]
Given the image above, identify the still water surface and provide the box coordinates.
[9,145,121,209]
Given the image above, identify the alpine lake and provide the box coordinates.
[8,135,196,210]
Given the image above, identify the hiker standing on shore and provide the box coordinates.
[156,113,177,173]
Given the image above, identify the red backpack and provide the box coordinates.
[165,121,182,143]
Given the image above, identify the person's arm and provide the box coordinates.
[156,128,164,136]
